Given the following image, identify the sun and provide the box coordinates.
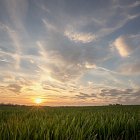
[35,98,42,104]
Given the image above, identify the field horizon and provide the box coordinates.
[0,103,139,107]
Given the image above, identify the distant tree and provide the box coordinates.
[108,103,122,106]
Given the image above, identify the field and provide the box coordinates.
[0,105,139,140]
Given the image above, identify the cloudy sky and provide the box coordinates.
[0,0,140,106]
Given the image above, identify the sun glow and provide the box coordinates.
[35,98,42,104]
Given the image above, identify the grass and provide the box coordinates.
[0,105,139,140]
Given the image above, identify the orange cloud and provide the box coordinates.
[114,36,132,57]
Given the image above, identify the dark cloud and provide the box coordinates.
[42,81,66,89]
[75,92,97,100]
[74,87,140,102]
[43,87,61,93]
[7,84,22,94]
[100,88,140,97]
[42,81,68,93]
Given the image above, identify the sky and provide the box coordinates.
[0,0,140,106]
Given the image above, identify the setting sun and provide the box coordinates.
[35,98,42,104]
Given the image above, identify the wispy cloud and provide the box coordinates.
[115,1,140,9]
[42,19,57,32]
[64,28,96,43]
[0,23,21,69]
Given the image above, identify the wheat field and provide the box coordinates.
[0,105,139,140]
